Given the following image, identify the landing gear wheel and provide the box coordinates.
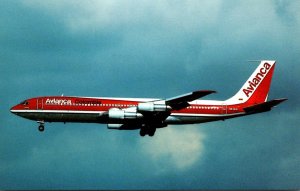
[139,129,146,137]
[140,126,156,137]
[38,125,45,132]
[148,128,156,137]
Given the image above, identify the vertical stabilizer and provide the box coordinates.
[225,60,276,105]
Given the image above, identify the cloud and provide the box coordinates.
[0,127,145,189]
[140,126,205,172]
[1,0,300,189]
[23,0,222,31]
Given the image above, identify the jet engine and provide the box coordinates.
[108,108,143,120]
[137,102,171,112]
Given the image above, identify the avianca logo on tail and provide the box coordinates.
[243,62,271,97]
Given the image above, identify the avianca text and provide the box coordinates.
[45,98,72,105]
[243,62,271,97]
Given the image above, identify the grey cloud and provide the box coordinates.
[1,0,299,189]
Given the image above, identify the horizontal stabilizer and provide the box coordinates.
[166,90,216,110]
[243,98,287,113]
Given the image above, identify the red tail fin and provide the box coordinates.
[225,60,276,106]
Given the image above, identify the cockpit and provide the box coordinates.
[19,100,29,106]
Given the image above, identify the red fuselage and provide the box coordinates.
[11,96,243,126]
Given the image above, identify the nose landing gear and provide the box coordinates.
[37,121,45,132]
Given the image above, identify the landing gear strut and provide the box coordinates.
[37,121,45,132]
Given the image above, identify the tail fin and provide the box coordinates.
[225,60,276,105]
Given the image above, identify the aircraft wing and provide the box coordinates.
[243,98,287,114]
[117,90,216,127]
[166,90,216,110]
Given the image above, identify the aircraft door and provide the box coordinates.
[222,104,227,114]
[37,98,43,110]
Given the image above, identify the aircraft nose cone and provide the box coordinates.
[10,105,17,113]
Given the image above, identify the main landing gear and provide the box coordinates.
[139,126,156,137]
[37,121,45,132]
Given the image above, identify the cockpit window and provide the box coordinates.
[20,100,29,105]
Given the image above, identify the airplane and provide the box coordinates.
[10,60,287,137]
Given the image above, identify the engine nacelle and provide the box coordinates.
[108,108,143,120]
[137,102,170,112]
[107,124,123,129]
[107,123,142,130]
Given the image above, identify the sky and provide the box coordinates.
[0,0,300,189]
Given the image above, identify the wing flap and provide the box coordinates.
[166,90,216,110]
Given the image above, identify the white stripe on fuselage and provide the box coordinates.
[10,109,244,117]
